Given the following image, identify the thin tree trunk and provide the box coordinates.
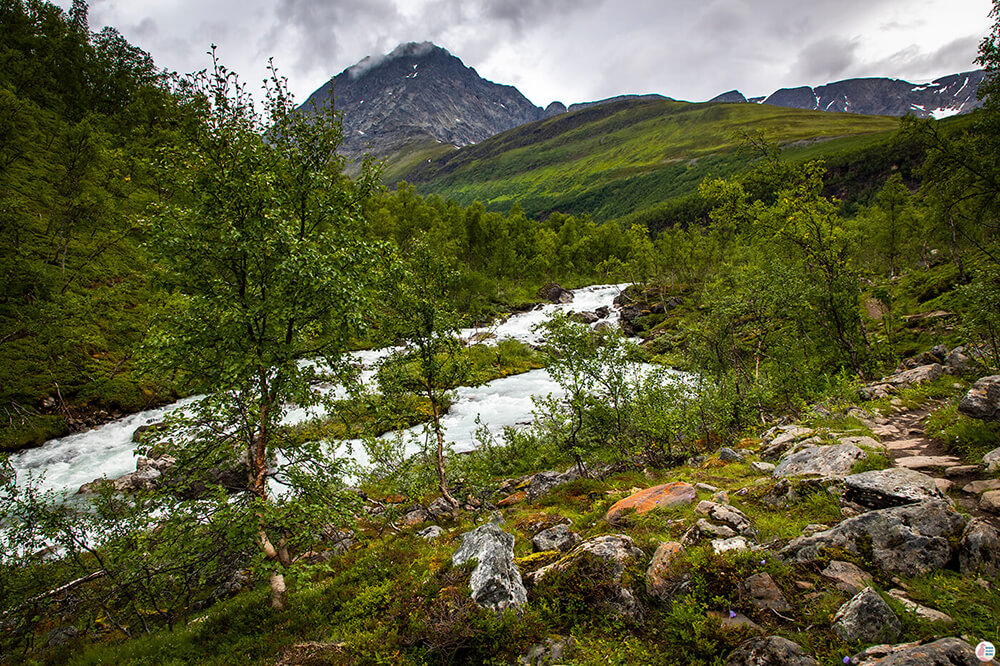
[431,403,460,516]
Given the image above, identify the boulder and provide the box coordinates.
[961,479,1000,494]
[532,524,581,553]
[570,311,600,324]
[537,282,573,304]
[983,446,1000,474]
[683,518,738,543]
[844,468,950,509]
[529,534,644,621]
[751,461,776,474]
[958,375,1000,422]
[719,447,743,461]
[727,636,818,666]
[832,587,901,644]
[773,444,867,480]
[427,496,457,518]
[694,500,756,539]
[417,525,445,541]
[712,536,751,553]
[743,572,792,613]
[861,364,944,400]
[980,490,1000,514]
[452,521,527,612]
[944,348,978,374]
[958,518,1000,578]
[645,541,688,601]
[821,560,873,595]
[605,482,697,524]
[853,637,978,665]
[525,469,577,501]
[781,500,966,577]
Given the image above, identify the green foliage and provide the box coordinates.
[925,402,1000,462]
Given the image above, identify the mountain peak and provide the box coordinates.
[345,41,447,80]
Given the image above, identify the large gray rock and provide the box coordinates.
[861,364,944,400]
[694,500,756,539]
[832,587,901,644]
[727,636,818,666]
[855,637,979,665]
[959,518,1000,579]
[844,468,950,509]
[532,524,581,553]
[773,444,867,480]
[781,500,966,577]
[537,282,573,304]
[452,521,527,612]
[530,534,644,621]
[958,375,1000,422]
[983,446,1000,474]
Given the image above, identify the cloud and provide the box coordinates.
[791,36,862,83]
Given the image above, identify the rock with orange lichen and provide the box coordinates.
[605,482,697,525]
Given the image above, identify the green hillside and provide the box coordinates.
[397,98,902,221]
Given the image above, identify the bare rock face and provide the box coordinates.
[958,375,1000,422]
[781,500,966,577]
[773,443,867,481]
[832,587,901,644]
[727,636,819,666]
[844,468,950,509]
[452,521,527,612]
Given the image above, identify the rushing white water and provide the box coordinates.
[10,283,630,495]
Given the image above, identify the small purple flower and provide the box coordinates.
[729,610,737,618]
[844,657,851,664]
[760,559,766,565]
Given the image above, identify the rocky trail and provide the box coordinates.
[869,399,1000,525]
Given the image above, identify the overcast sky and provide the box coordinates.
[56,0,994,107]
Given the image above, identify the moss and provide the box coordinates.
[0,414,68,452]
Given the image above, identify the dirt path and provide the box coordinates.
[871,401,999,525]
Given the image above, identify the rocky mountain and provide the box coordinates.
[298,42,548,164]
[710,71,985,118]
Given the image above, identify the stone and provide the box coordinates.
[944,348,978,374]
[712,536,750,553]
[532,524,581,553]
[712,490,730,504]
[727,636,818,666]
[427,496,456,518]
[452,521,527,612]
[934,478,953,494]
[958,375,1000,421]
[882,438,924,451]
[707,610,762,632]
[529,534,645,620]
[980,490,1000,513]
[832,587,901,644]
[691,518,738,540]
[959,518,1000,579]
[519,635,576,665]
[645,541,688,601]
[743,572,792,613]
[45,625,80,647]
[605,482,697,524]
[854,637,978,665]
[773,444,867,480]
[570,310,600,324]
[961,479,1000,494]
[751,461,776,473]
[894,455,962,470]
[844,468,949,509]
[695,482,719,492]
[886,589,953,624]
[821,560,873,595]
[537,282,573,304]
[984,446,1000,473]
[781,500,966,577]
[695,500,756,539]
[496,490,526,507]
[417,525,445,540]
[945,465,981,478]
[401,507,431,526]
[525,469,576,501]
[719,447,743,461]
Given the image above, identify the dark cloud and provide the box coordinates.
[53,0,995,108]
[791,36,861,83]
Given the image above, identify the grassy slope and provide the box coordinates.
[395,98,901,221]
